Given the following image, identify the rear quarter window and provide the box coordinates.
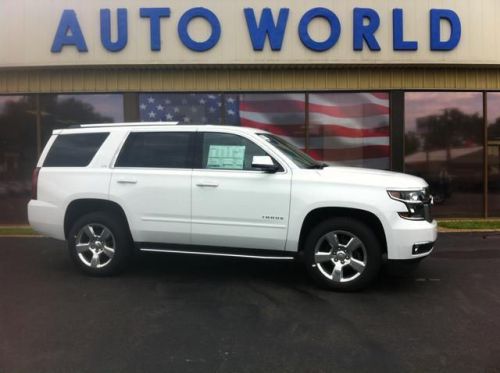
[43,133,109,167]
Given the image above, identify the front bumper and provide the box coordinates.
[386,218,438,260]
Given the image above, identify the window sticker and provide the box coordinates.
[207,145,246,169]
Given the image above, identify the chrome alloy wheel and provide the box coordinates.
[313,230,367,283]
[75,224,115,269]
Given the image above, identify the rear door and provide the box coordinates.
[110,130,195,245]
[191,131,292,251]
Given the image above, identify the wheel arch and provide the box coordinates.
[64,198,131,240]
[298,207,387,256]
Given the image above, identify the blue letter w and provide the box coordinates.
[244,8,289,51]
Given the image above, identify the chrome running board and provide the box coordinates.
[139,247,295,260]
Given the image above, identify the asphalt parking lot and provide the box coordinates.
[1,233,500,373]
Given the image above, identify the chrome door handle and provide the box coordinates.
[117,179,137,184]
[196,182,219,188]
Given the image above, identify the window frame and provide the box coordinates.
[113,130,196,170]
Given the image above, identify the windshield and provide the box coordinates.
[258,133,327,169]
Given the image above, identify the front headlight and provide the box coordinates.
[387,189,433,221]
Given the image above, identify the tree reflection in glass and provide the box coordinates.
[0,94,123,224]
[405,92,484,217]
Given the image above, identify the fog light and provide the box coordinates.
[412,242,434,255]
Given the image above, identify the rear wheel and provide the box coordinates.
[304,218,382,291]
[68,212,132,276]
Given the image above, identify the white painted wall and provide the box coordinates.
[0,0,496,67]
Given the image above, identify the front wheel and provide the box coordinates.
[68,212,132,276]
[304,218,382,291]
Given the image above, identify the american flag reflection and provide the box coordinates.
[139,92,390,170]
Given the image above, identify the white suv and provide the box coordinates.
[28,122,437,291]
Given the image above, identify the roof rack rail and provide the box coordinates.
[68,121,179,129]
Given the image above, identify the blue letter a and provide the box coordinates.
[244,8,289,51]
[51,9,88,52]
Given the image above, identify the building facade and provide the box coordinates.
[1,0,499,224]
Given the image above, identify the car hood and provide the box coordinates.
[316,166,428,189]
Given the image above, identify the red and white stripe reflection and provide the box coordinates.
[239,92,390,170]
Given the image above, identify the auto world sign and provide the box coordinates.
[51,7,461,53]
[0,0,498,67]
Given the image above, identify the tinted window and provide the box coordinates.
[308,92,390,170]
[139,93,223,124]
[224,93,306,150]
[0,95,37,224]
[201,133,278,171]
[116,132,193,168]
[404,92,484,217]
[40,94,123,147]
[258,133,320,169]
[486,93,500,217]
[44,133,109,167]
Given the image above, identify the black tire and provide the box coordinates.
[303,217,382,291]
[68,211,132,276]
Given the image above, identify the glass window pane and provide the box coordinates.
[308,92,390,170]
[487,93,500,217]
[43,133,109,167]
[258,133,319,169]
[201,133,270,171]
[139,93,223,124]
[405,92,484,217]
[225,93,306,150]
[0,95,37,224]
[116,132,193,169]
[40,94,123,147]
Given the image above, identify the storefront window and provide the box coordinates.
[139,93,223,125]
[0,96,37,224]
[138,93,307,149]
[405,92,484,217]
[308,92,390,169]
[224,93,306,149]
[40,94,123,147]
[487,93,500,217]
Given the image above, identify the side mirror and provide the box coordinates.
[252,155,279,173]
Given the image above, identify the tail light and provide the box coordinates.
[31,167,40,200]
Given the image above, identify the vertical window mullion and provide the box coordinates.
[305,92,310,153]
[483,92,489,218]
[390,91,405,173]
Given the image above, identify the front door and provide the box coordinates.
[191,132,292,251]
